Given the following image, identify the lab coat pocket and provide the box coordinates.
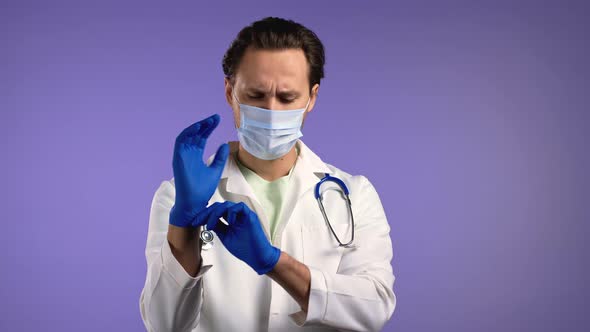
[301,223,350,273]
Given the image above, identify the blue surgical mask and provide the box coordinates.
[233,91,310,160]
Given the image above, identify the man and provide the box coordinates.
[139,17,396,332]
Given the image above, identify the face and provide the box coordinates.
[224,46,319,129]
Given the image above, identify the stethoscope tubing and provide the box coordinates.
[199,173,356,249]
[316,173,355,248]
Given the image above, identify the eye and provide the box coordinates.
[247,94,263,99]
[281,98,295,104]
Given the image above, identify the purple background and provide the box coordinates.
[1,1,589,331]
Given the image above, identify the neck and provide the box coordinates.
[236,143,298,182]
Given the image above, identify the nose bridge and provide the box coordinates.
[266,95,280,110]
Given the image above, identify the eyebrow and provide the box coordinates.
[246,87,301,98]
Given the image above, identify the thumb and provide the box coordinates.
[210,143,229,171]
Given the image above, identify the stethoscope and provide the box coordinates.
[315,173,356,248]
[199,173,356,250]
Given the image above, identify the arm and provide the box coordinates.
[285,175,397,332]
[167,223,202,278]
[139,180,213,332]
[139,115,227,331]
[267,251,312,313]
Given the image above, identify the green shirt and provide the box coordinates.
[235,146,299,243]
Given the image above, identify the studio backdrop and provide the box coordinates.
[1,1,588,331]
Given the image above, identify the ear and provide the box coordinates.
[224,77,235,107]
[307,83,320,113]
[225,77,241,129]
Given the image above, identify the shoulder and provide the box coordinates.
[152,177,175,204]
[321,163,387,227]
[322,163,378,202]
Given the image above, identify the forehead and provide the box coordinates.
[234,47,309,91]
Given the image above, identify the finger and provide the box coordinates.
[205,201,236,231]
[224,202,250,225]
[190,202,221,227]
[237,202,259,225]
[208,205,236,238]
[195,114,221,149]
[191,201,228,228]
[235,201,251,216]
[224,206,238,226]
[209,143,230,171]
[199,114,220,140]
[211,219,229,239]
[175,122,200,145]
[208,201,245,233]
[175,114,218,145]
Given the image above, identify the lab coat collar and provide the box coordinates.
[217,139,333,197]
[219,139,332,180]
[207,139,332,243]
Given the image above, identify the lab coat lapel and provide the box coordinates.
[207,141,272,238]
[206,140,333,245]
[274,140,333,245]
[221,142,257,200]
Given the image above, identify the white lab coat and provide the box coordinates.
[139,139,396,332]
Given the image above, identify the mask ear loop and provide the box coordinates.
[232,86,242,105]
[231,86,246,130]
[303,96,311,111]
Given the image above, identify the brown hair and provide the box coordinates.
[222,17,326,91]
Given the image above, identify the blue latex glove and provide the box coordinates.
[193,201,281,275]
[169,114,230,228]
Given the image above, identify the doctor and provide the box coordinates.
[139,17,396,332]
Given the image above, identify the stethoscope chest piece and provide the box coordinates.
[200,229,214,250]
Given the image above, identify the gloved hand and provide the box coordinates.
[169,114,230,228]
[193,201,281,275]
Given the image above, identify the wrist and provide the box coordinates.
[256,246,281,275]
[169,203,207,228]
[168,223,201,249]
